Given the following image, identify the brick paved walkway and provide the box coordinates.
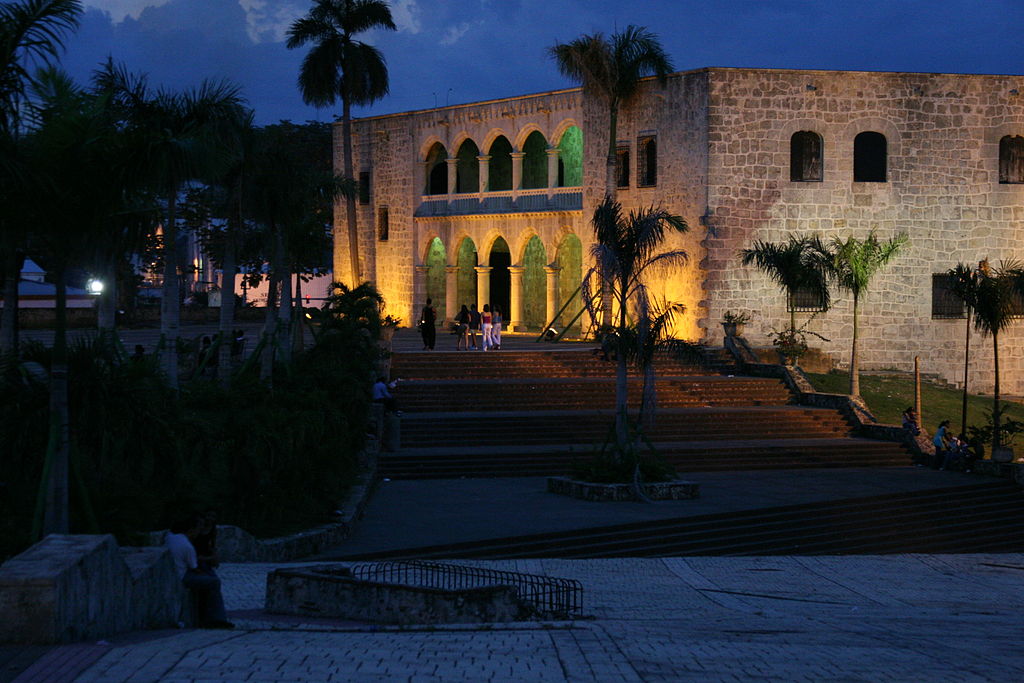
[24,554,1021,682]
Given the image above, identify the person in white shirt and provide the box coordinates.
[166,516,233,629]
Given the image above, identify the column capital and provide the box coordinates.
[546,147,561,157]
[445,157,458,165]
[473,265,494,275]
[510,152,526,159]
[414,264,430,273]
[507,265,526,275]
[445,264,460,274]
[476,155,492,162]
[543,264,562,275]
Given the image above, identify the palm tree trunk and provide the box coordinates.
[341,97,361,285]
[614,279,629,455]
[1,250,24,355]
[993,331,1001,450]
[260,268,279,385]
[849,293,860,395]
[960,307,971,436]
[43,266,70,535]
[278,267,293,364]
[161,192,181,389]
[601,101,619,328]
[294,275,304,351]
[216,227,237,386]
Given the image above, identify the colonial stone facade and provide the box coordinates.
[336,67,1024,394]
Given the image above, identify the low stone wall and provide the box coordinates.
[0,535,185,644]
[547,477,700,502]
[266,565,525,625]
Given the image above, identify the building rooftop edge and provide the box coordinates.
[348,66,1024,125]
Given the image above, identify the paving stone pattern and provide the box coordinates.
[63,554,1024,681]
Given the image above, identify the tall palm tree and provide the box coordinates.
[549,25,673,200]
[740,235,831,336]
[286,0,396,286]
[970,258,1024,450]
[948,262,981,436]
[0,0,82,355]
[827,230,907,395]
[582,197,688,454]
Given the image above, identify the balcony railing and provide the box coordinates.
[415,186,582,218]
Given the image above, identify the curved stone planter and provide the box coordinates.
[547,476,699,502]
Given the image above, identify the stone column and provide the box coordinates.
[477,155,491,194]
[546,147,560,193]
[544,264,562,330]
[474,266,492,312]
[445,157,458,196]
[510,152,525,193]
[508,265,526,332]
[445,265,459,323]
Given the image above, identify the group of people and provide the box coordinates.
[904,407,976,472]
[445,302,503,351]
[165,509,233,629]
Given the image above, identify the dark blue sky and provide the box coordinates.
[62,0,1024,125]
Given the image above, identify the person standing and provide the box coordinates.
[933,419,950,469]
[481,304,493,350]
[491,305,503,350]
[419,297,437,350]
[468,304,482,350]
[455,304,470,350]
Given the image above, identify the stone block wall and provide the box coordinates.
[702,67,1024,393]
[0,535,185,644]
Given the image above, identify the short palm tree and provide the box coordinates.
[948,262,981,436]
[549,25,673,200]
[0,0,82,355]
[740,235,831,336]
[582,197,688,455]
[286,0,396,286]
[827,230,907,395]
[970,259,1024,450]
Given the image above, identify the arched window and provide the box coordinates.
[853,131,887,182]
[424,142,448,194]
[638,135,657,186]
[790,131,823,182]
[521,131,548,189]
[455,139,480,193]
[488,136,513,191]
[999,135,1024,184]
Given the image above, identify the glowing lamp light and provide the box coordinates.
[87,279,104,295]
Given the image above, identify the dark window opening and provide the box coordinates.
[931,274,966,318]
[638,135,657,186]
[616,146,630,188]
[428,163,447,194]
[557,159,565,187]
[377,207,389,242]
[788,286,827,313]
[999,135,1024,184]
[790,131,823,182]
[358,171,370,205]
[853,131,887,182]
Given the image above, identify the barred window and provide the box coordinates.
[790,131,823,182]
[377,206,389,242]
[931,274,965,318]
[999,135,1024,184]
[358,171,370,205]
[788,286,827,312]
[616,146,630,188]
[637,135,657,187]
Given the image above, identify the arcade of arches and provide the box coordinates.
[422,233,583,334]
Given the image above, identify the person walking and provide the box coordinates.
[419,297,437,350]
[468,304,482,349]
[933,419,950,469]
[455,304,470,350]
[481,304,493,350]
[491,305,503,350]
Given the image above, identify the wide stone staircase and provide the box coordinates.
[383,349,910,479]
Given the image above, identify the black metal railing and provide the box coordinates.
[352,560,583,617]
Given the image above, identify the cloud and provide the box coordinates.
[238,0,304,44]
[391,0,421,34]
[439,21,472,46]
[83,0,172,22]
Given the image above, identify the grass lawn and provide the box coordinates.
[803,370,1024,433]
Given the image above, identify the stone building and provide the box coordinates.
[336,67,1024,394]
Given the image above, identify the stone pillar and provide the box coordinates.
[508,265,527,332]
[546,147,560,193]
[446,157,458,196]
[544,264,562,330]
[445,265,459,323]
[477,155,491,194]
[510,152,525,192]
[474,266,492,312]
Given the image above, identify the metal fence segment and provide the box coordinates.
[352,560,583,617]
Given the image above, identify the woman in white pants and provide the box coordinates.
[481,304,493,350]
[491,305,503,350]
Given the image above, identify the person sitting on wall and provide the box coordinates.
[372,376,400,415]
[166,516,233,629]
[901,407,921,436]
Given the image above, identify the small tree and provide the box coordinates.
[948,262,981,436]
[740,235,831,335]
[827,230,907,395]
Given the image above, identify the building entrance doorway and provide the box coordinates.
[489,237,511,318]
